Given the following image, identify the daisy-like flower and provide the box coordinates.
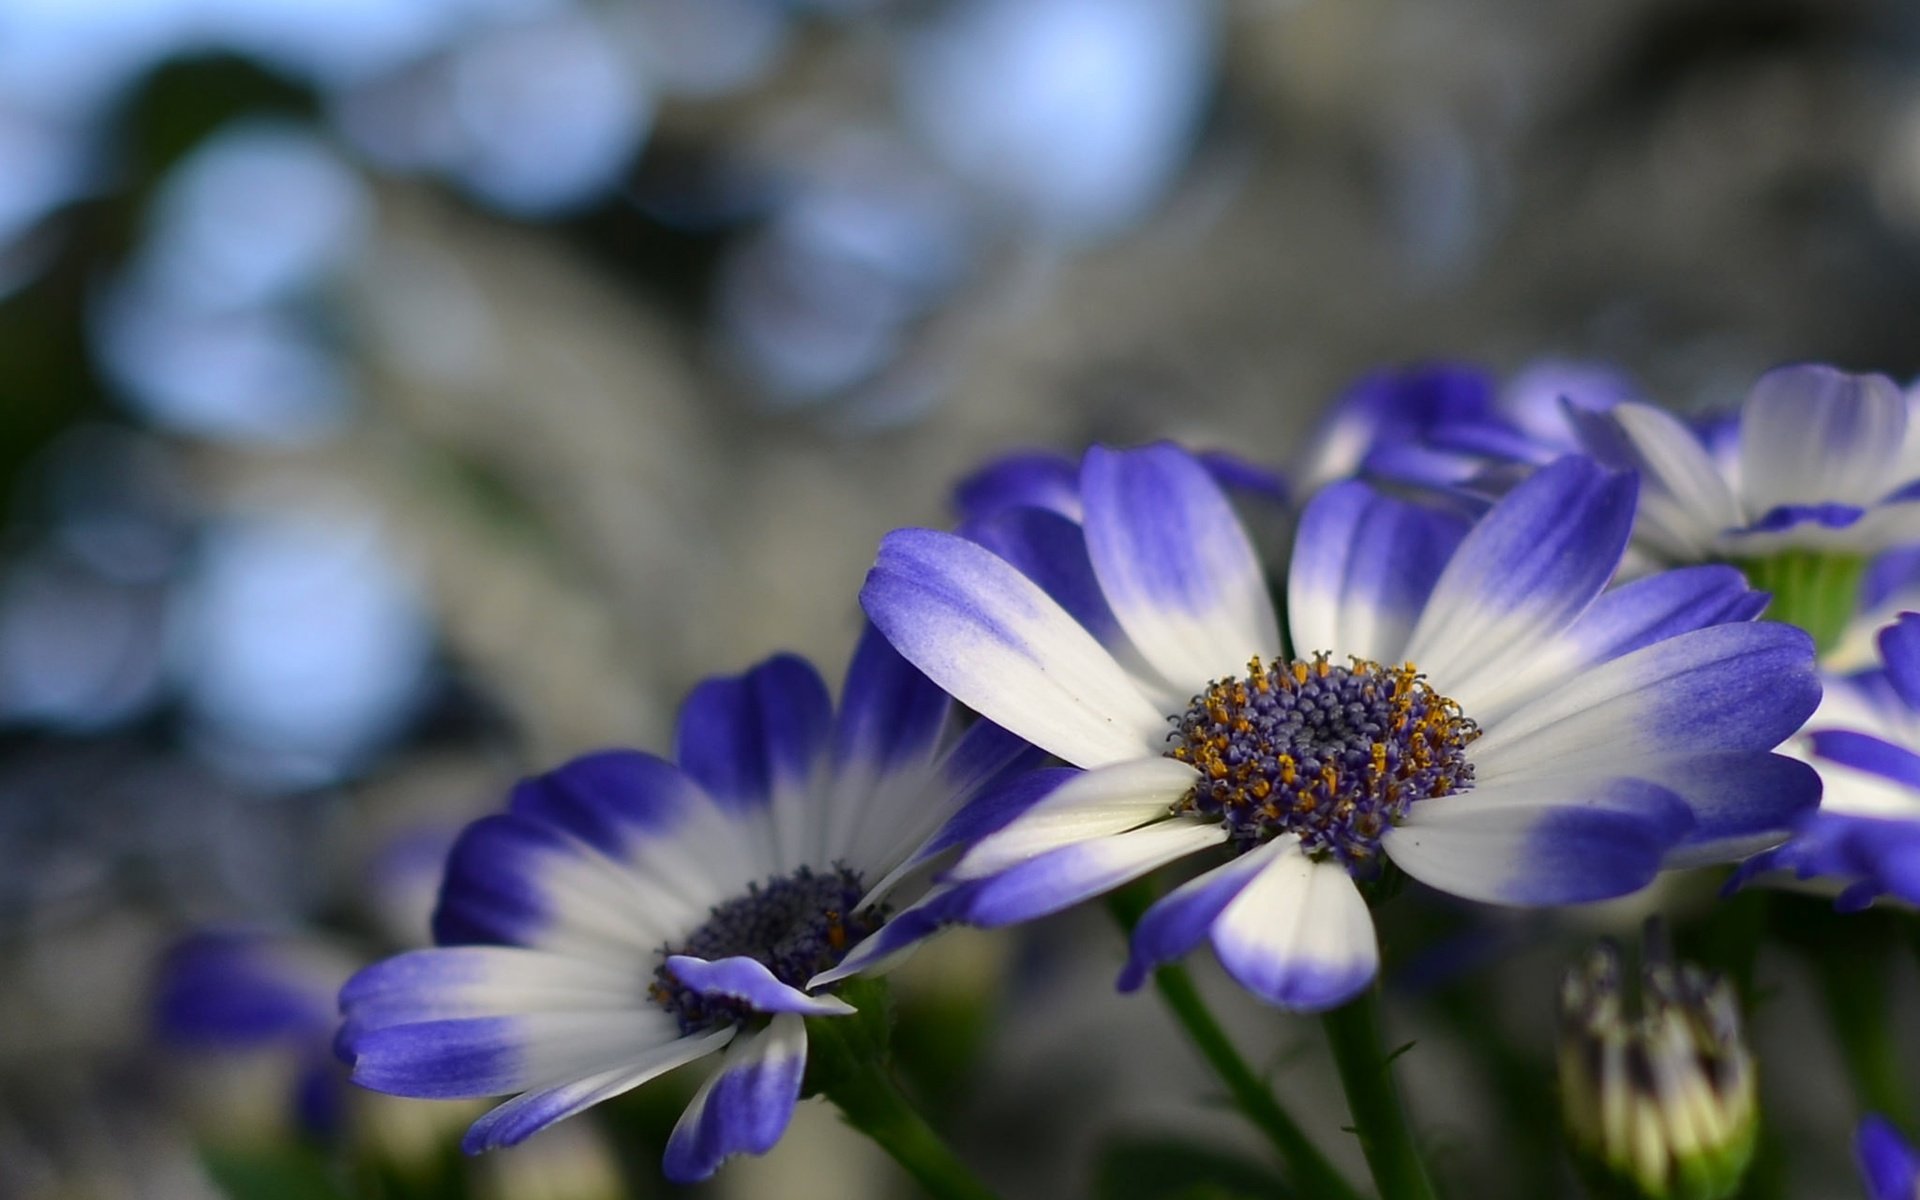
[1569,365,1920,650]
[1292,360,1636,496]
[337,629,1037,1181]
[1738,612,1920,908]
[1859,1115,1920,1200]
[861,444,1820,1010]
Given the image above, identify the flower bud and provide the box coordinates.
[1558,930,1757,1200]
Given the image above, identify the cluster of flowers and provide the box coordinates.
[174,362,1920,1196]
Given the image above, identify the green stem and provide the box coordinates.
[1321,989,1438,1200]
[806,980,1000,1200]
[1107,887,1365,1200]
[1738,550,1866,657]
[1814,933,1916,1130]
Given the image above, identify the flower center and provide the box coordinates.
[648,865,887,1034]
[1163,655,1478,872]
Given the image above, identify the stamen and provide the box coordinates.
[1164,654,1477,872]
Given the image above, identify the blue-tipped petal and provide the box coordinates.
[347,1011,681,1100]
[1385,778,1693,905]
[432,815,571,948]
[339,946,648,1045]
[1299,363,1495,489]
[881,768,1077,889]
[937,717,1051,804]
[1565,566,1769,665]
[1863,548,1920,613]
[1117,840,1287,992]
[1404,456,1638,713]
[1808,730,1920,792]
[665,956,855,1018]
[956,819,1228,928]
[1207,845,1377,1011]
[1469,621,1820,778]
[1080,443,1281,686]
[963,506,1126,647]
[1287,481,1469,664]
[1747,813,1920,909]
[505,750,701,858]
[1878,613,1920,712]
[461,1027,735,1151]
[662,1013,808,1183]
[952,450,1082,521]
[862,527,1167,767]
[1856,1114,1920,1200]
[1195,449,1289,507]
[831,623,953,780]
[811,884,976,987]
[154,931,338,1048]
[1645,752,1822,867]
[675,655,832,814]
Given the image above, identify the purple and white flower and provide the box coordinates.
[1859,1115,1920,1200]
[1292,360,1636,497]
[1571,364,1920,562]
[861,443,1820,1011]
[1739,612,1920,909]
[336,629,1037,1181]
[154,929,357,1138]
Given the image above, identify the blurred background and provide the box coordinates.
[2,0,1919,1196]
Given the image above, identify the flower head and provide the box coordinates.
[1566,365,1920,560]
[1737,611,1920,908]
[337,629,1038,1181]
[861,443,1819,1011]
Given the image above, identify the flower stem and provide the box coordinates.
[805,979,1000,1200]
[1321,988,1439,1200]
[1107,885,1365,1200]
[1737,550,1866,656]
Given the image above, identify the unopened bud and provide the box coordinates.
[1558,927,1757,1200]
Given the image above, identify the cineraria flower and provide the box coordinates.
[1737,613,1920,908]
[1292,360,1635,496]
[861,444,1819,1011]
[1859,1115,1920,1200]
[337,629,1037,1181]
[1570,365,1920,649]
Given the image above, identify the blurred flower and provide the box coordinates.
[1737,612,1920,909]
[1858,1115,1920,1200]
[153,929,356,1141]
[1292,360,1636,498]
[862,446,1816,1010]
[339,630,1041,1181]
[1558,931,1757,1200]
[951,445,1287,524]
